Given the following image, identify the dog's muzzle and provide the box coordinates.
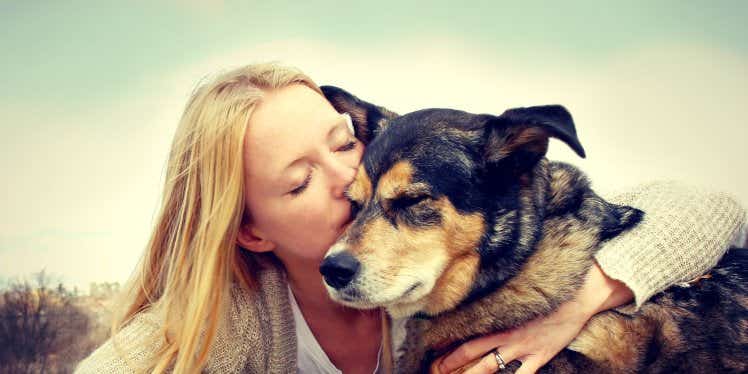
[320,251,360,289]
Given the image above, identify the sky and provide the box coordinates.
[1,1,747,291]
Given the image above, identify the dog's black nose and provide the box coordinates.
[320,252,360,289]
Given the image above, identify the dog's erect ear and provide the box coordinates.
[320,85,399,144]
[485,105,586,171]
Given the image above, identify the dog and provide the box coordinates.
[318,85,748,373]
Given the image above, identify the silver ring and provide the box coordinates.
[493,348,507,371]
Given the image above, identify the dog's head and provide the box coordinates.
[319,86,586,318]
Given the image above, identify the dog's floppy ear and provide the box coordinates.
[599,203,644,241]
[320,85,398,144]
[485,105,586,172]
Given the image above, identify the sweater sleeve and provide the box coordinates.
[594,181,746,310]
[74,312,164,374]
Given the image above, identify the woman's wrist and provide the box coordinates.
[574,261,634,318]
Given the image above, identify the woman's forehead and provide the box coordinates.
[250,85,336,137]
[243,85,344,181]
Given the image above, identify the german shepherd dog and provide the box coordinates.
[318,86,748,373]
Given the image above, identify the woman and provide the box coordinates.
[75,63,746,374]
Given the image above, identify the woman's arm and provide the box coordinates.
[595,181,746,310]
[74,312,163,374]
[435,261,631,374]
[436,181,746,374]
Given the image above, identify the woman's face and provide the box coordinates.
[241,84,363,265]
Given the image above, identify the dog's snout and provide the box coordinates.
[320,252,360,289]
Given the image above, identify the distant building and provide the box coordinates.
[88,282,120,299]
[78,282,120,340]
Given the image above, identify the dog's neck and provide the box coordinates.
[465,158,556,305]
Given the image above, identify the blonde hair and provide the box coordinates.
[112,63,321,373]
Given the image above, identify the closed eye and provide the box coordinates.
[337,140,357,152]
[392,194,429,210]
[289,170,313,196]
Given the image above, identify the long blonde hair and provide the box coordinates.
[112,63,320,373]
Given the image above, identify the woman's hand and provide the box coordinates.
[433,261,634,374]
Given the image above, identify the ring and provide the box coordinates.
[493,348,507,371]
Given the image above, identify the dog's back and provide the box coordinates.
[556,248,748,373]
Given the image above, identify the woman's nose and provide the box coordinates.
[325,157,357,198]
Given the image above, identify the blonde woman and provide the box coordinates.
[75,63,746,374]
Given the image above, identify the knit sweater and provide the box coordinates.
[75,182,746,374]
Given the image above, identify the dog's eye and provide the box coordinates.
[392,194,429,211]
[387,194,441,227]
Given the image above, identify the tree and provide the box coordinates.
[0,271,91,373]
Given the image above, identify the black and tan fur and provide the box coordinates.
[318,86,748,373]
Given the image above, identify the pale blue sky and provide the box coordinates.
[3,1,746,107]
[2,1,746,290]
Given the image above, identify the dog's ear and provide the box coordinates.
[599,203,644,241]
[321,85,398,144]
[484,105,586,172]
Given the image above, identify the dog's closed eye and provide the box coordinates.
[385,182,433,212]
[391,194,431,211]
[382,188,442,227]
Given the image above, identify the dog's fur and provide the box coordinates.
[319,86,748,373]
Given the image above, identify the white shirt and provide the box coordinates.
[289,286,385,374]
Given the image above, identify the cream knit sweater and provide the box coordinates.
[75,182,746,374]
